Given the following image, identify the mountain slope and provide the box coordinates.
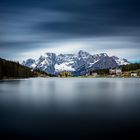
[22,50,130,75]
[92,56,118,70]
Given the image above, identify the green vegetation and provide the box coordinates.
[58,71,72,77]
[0,58,34,79]
[34,69,55,77]
[121,63,140,77]
[91,69,109,76]
[121,63,140,72]
[0,58,52,79]
[88,63,140,77]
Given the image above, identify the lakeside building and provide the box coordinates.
[109,69,116,75]
[109,68,122,75]
[130,72,137,77]
[91,72,98,76]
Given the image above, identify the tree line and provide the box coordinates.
[58,71,72,77]
[0,58,34,79]
[121,63,140,71]
[89,63,140,75]
[90,69,109,75]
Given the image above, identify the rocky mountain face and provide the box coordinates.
[22,50,130,75]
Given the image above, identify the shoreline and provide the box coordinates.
[0,76,140,80]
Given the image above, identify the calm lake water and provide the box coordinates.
[0,78,140,139]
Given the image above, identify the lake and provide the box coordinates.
[0,78,140,139]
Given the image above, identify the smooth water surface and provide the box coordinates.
[0,78,140,139]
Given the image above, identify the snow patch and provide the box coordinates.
[55,63,75,72]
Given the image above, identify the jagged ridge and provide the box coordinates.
[22,50,130,75]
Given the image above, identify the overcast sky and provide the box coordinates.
[0,0,140,62]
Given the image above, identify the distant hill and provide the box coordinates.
[0,58,34,79]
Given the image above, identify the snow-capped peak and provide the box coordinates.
[78,50,90,58]
[22,58,36,68]
[111,56,130,65]
[22,51,130,74]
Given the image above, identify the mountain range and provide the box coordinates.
[22,50,130,75]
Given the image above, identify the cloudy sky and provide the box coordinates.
[0,0,140,62]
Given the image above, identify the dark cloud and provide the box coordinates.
[0,0,140,61]
[31,0,140,38]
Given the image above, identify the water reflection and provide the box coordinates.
[0,78,140,139]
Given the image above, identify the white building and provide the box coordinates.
[130,72,137,77]
[109,68,122,75]
[116,68,122,75]
[109,69,116,75]
[92,72,98,76]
